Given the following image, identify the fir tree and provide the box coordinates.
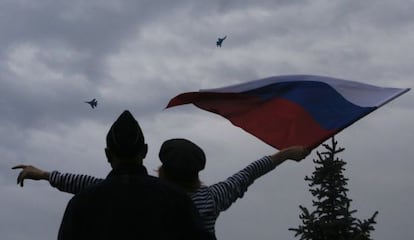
[289,137,378,240]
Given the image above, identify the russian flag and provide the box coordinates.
[166,75,410,150]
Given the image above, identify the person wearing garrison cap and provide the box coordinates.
[55,111,212,240]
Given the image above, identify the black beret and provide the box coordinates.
[159,138,206,178]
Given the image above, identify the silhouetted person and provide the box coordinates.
[216,36,227,47]
[85,98,97,108]
[157,139,309,235]
[57,110,210,240]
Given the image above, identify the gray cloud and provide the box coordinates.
[1,0,413,239]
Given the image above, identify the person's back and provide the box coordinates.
[58,110,210,240]
[59,165,204,239]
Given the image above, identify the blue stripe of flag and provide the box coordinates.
[243,81,375,130]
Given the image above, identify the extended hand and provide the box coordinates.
[281,146,310,162]
[11,165,50,187]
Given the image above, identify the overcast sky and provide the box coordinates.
[1,0,413,239]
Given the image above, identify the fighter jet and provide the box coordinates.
[85,98,98,109]
[216,35,227,47]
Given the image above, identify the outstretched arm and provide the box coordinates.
[49,171,103,194]
[210,146,310,212]
[12,164,103,194]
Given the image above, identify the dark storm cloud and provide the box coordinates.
[1,1,413,240]
[0,0,188,130]
[0,0,194,94]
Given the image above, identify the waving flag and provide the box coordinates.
[166,75,409,149]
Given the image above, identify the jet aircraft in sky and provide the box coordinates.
[216,35,227,47]
[85,98,97,109]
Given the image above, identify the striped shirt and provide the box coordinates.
[49,156,276,235]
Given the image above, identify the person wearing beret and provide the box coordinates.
[13,131,309,239]
[156,139,309,236]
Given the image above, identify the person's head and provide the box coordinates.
[158,138,206,192]
[105,110,148,169]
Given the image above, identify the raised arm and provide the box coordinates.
[209,146,310,213]
[12,164,103,194]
